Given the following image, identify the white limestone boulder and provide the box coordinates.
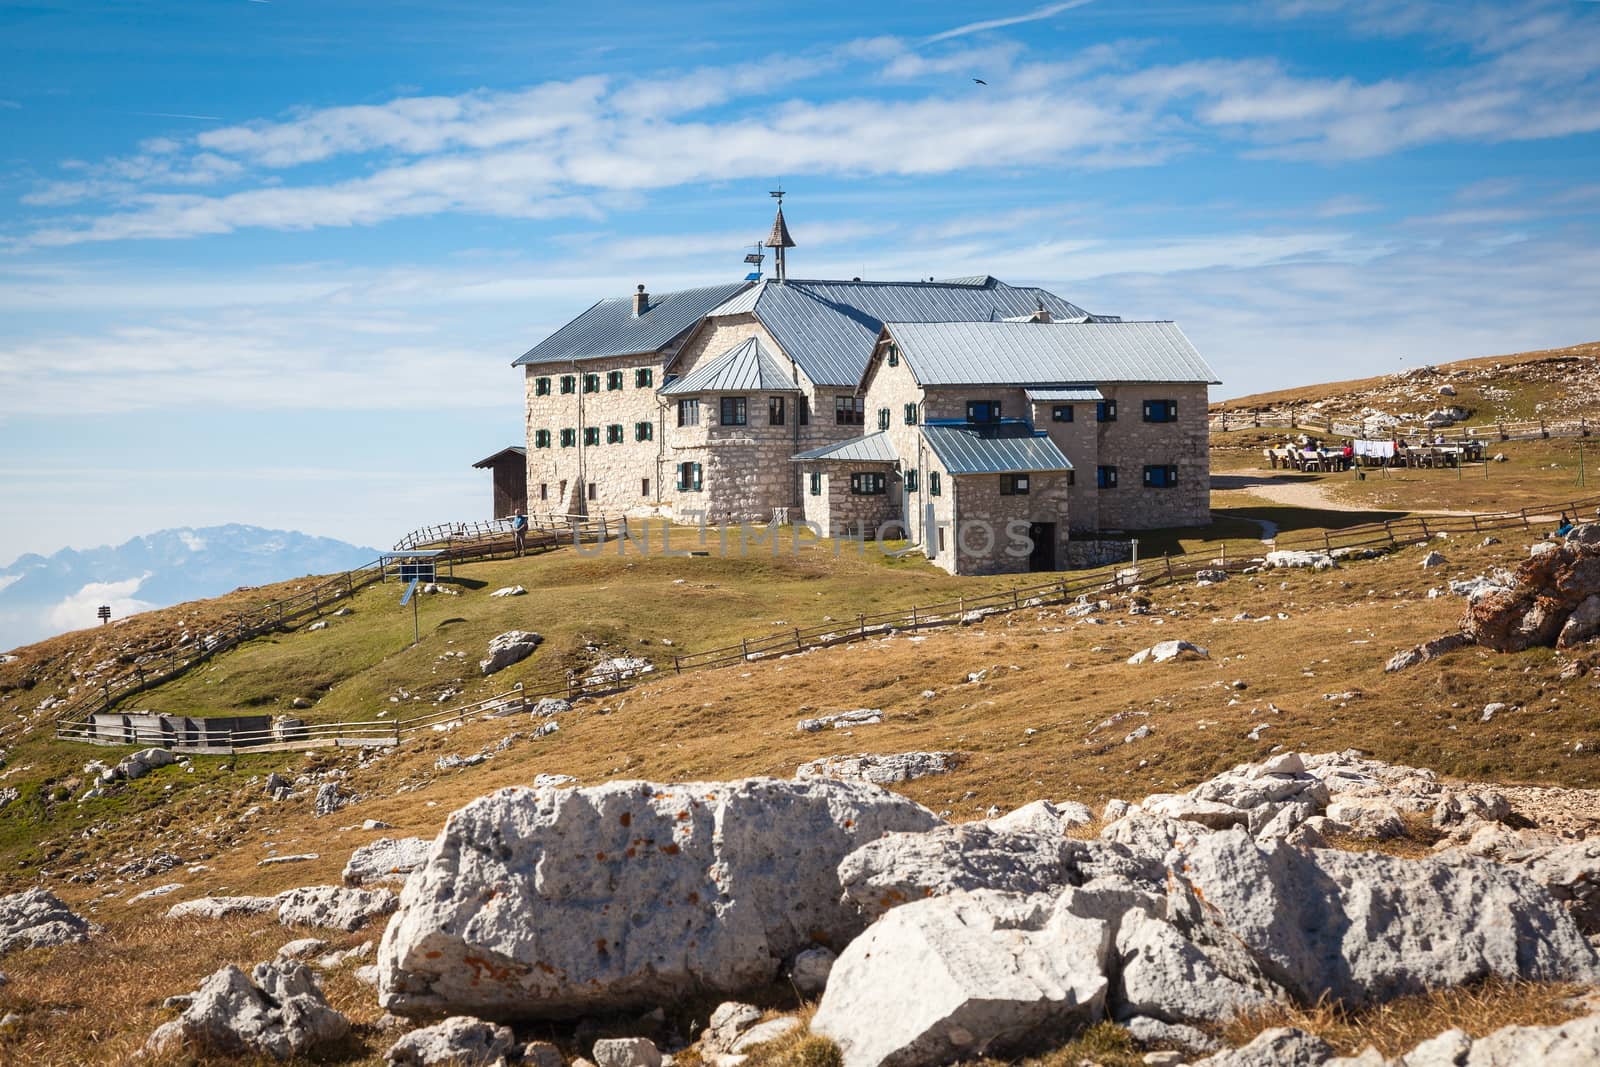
[1126,640,1208,665]
[1395,1012,1600,1066]
[480,631,542,676]
[794,751,957,785]
[385,1015,517,1066]
[811,890,1110,1067]
[986,799,1094,836]
[789,946,836,996]
[1166,828,1600,1008]
[838,823,1160,920]
[344,837,432,887]
[144,960,350,1060]
[167,895,280,921]
[1112,907,1278,1024]
[0,888,95,955]
[593,1037,661,1067]
[1192,1027,1335,1066]
[278,885,398,932]
[377,777,940,1019]
[1500,840,1600,935]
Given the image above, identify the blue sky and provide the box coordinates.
[3,0,1599,562]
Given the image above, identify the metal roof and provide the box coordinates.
[888,320,1220,386]
[921,421,1074,475]
[701,278,1101,387]
[791,432,899,464]
[471,446,526,468]
[513,282,751,367]
[1025,386,1103,402]
[766,206,796,249]
[659,336,801,396]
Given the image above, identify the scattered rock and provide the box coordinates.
[488,586,527,598]
[1420,551,1447,569]
[798,708,883,732]
[386,1015,518,1066]
[377,777,939,1018]
[344,838,432,887]
[1126,640,1208,665]
[1191,1026,1333,1067]
[278,885,398,932]
[1383,632,1471,672]
[144,960,350,1060]
[531,698,571,718]
[811,890,1109,1067]
[789,946,836,996]
[436,753,488,770]
[0,889,95,955]
[731,1017,802,1054]
[480,631,543,676]
[1463,532,1600,652]
[315,782,351,817]
[168,896,280,921]
[593,1037,662,1067]
[586,656,653,685]
[795,752,959,785]
[986,799,1094,837]
[277,937,330,961]
[1264,550,1335,571]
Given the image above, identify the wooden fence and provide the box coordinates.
[51,492,1600,752]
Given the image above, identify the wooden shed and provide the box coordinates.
[472,446,527,519]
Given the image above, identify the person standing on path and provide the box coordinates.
[512,508,528,557]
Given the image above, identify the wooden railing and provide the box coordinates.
[52,493,1600,752]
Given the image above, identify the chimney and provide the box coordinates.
[632,284,649,317]
[1031,298,1052,323]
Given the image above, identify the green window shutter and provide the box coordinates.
[903,403,916,425]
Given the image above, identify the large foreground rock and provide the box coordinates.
[480,631,542,676]
[811,890,1110,1067]
[377,777,940,1019]
[145,960,350,1060]
[0,888,95,955]
[1395,1012,1600,1066]
[1167,828,1600,1008]
[1461,532,1600,652]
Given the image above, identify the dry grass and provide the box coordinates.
[1223,979,1593,1058]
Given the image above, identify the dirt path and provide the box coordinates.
[1211,473,1480,516]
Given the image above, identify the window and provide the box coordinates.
[905,469,919,493]
[887,344,899,368]
[635,368,653,388]
[641,478,650,496]
[635,421,653,442]
[809,471,822,496]
[1096,399,1117,422]
[903,402,917,425]
[1143,399,1178,423]
[967,400,1001,423]
[835,396,864,425]
[850,472,886,495]
[1000,474,1031,495]
[606,423,624,444]
[720,396,747,426]
[1067,469,1076,486]
[929,471,942,496]
[560,428,576,448]
[1052,404,1073,423]
[535,376,551,397]
[677,399,701,427]
[1144,464,1180,488]
[539,483,548,502]
[798,397,810,425]
[560,375,576,395]
[938,526,946,552]
[587,482,596,501]
[583,426,600,446]
[877,407,890,431]
[534,429,551,449]
[582,373,600,393]
[769,396,786,426]
[1097,465,1118,489]
[677,462,703,491]
[606,370,624,391]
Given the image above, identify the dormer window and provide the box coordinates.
[966,400,1001,423]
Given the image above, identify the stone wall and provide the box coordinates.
[523,354,668,516]
[800,462,902,540]
[947,471,1073,575]
[1093,383,1210,530]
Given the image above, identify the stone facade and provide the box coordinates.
[799,462,902,539]
[946,471,1074,575]
[524,353,667,516]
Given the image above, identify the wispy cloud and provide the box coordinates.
[925,0,1097,44]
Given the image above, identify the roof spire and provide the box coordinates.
[765,187,795,283]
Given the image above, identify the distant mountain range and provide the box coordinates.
[0,524,381,653]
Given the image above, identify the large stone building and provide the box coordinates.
[504,208,1220,574]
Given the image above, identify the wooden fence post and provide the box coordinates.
[673,655,681,674]
[741,638,750,660]
[794,628,803,651]
[858,614,866,638]
[1418,517,1429,538]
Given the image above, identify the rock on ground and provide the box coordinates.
[1113,907,1278,1024]
[1166,828,1600,1008]
[1394,1012,1600,1066]
[986,799,1094,836]
[794,751,958,785]
[797,708,883,732]
[167,896,280,921]
[1462,532,1600,651]
[315,781,351,817]
[344,837,433,887]
[278,885,398,932]
[1193,1027,1334,1067]
[0,889,95,955]
[811,889,1109,1067]
[385,1015,517,1066]
[789,946,836,996]
[480,631,543,676]
[593,1037,662,1067]
[1126,640,1208,665]
[144,960,350,1060]
[377,777,939,1019]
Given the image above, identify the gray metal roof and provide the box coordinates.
[921,422,1074,475]
[471,446,526,468]
[791,432,899,464]
[659,336,801,396]
[888,320,1220,386]
[1025,386,1103,402]
[702,278,1101,387]
[514,282,751,367]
